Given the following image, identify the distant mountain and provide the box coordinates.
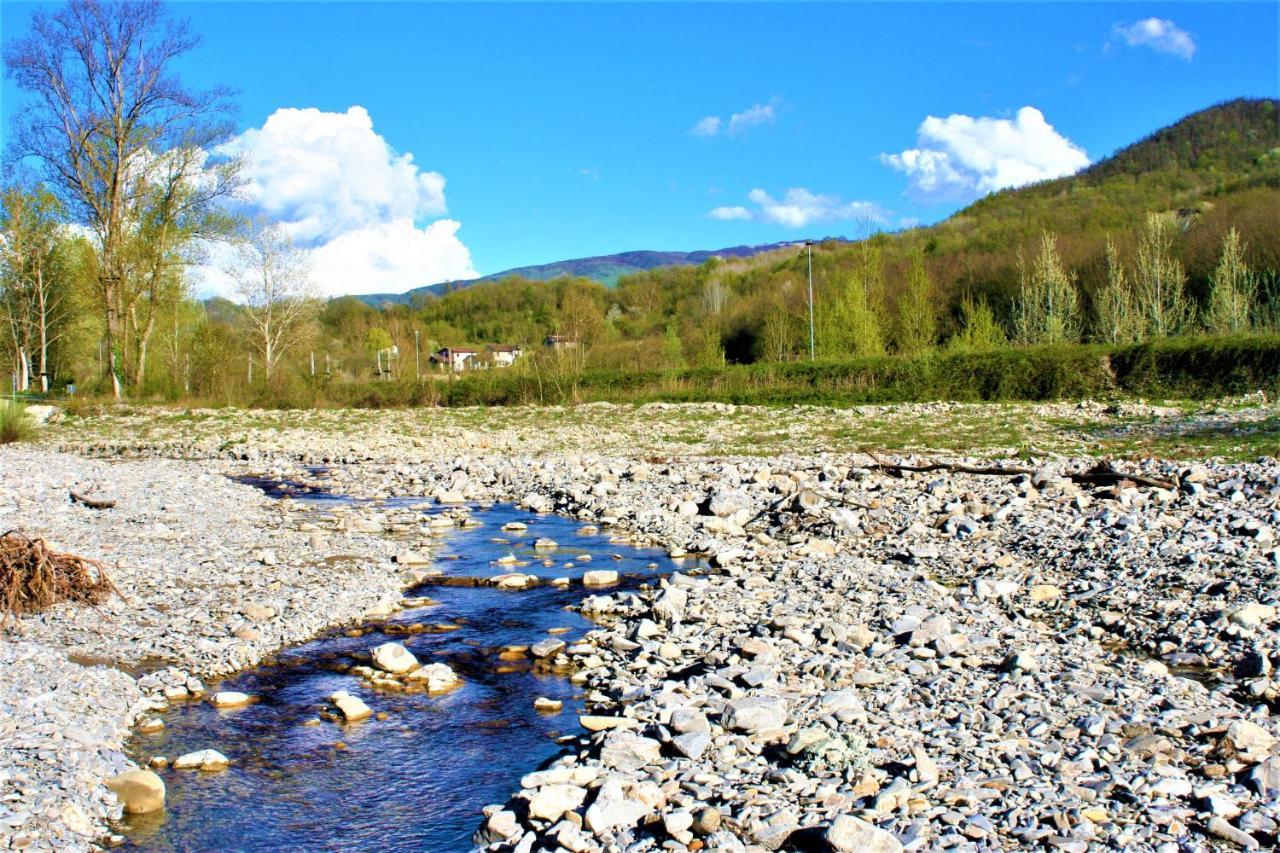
[353,239,846,307]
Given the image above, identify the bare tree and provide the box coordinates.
[4,0,238,397]
[226,222,318,382]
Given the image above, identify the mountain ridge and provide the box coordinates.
[354,238,850,307]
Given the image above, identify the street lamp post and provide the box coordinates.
[805,240,815,360]
[414,330,421,380]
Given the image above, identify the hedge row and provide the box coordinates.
[324,335,1280,409]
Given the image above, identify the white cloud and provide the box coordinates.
[709,205,752,221]
[727,98,781,136]
[690,116,723,137]
[881,106,1090,202]
[198,105,477,297]
[1112,18,1196,60]
[690,97,782,138]
[708,188,885,229]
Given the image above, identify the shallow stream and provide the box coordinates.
[118,486,700,850]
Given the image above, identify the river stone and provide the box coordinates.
[672,731,711,760]
[600,731,662,770]
[579,715,638,732]
[531,639,566,658]
[653,586,688,622]
[723,696,788,733]
[528,784,587,822]
[173,749,230,771]
[824,814,902,852]
[1230,603,1277,629]
[1226,720,1277,761]
[372,642,419,674]
[405,662,458,692]
[393,551,431,566]
[105,770,165,814]
[329,690,373,722]
[582,570,619,587]
[585,793,649,835]
[533,697,563,713]
[211,691,253,708]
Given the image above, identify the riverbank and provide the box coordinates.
[267,444,1280,851]
[3,399,1279,850]
[0,448,407,849]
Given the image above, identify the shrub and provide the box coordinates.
[0,402,36,444]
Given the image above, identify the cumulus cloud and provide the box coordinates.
[690,116,723,137]
[708,205,753,221]
[197,105,477,298]
[708,188,885,228]
[1112,18,1196,60]
[881,106,1090,202]
[727,98,781,135]
[690,97,782,138]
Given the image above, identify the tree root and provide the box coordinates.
[0,530,120,625]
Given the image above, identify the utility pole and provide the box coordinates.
[414,330,421,380]
[805,240,815,360]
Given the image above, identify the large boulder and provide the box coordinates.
[723,696,788,734]
[211,691,253,708]
[371,642,419,674]
[105,770,165,814]
[824,814,902,852]
[600,731,661,771]
[405,662,459,693]
[653,586,688,622]
[329,690,373,722]
[528,784,588,822]
[582,570,619,587]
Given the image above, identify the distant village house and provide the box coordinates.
[430,344,524,372]
[430,347,479,372]
[543,335,578,350]
[485,344,523,367]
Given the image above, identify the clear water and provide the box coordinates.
[118,490,701,851]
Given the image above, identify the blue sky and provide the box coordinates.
[3,2,1278,296]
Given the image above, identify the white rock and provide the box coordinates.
[372,642,419,674]
[173,749,230,771]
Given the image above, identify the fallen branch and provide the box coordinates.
[865,454,1176,492]
[0,531,120,625]
[70,490,115,510]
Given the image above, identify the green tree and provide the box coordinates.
[949,293,1006,352]
[1014,232,1080,345]
[0,182,67,391]
[893,251,937,356]
[819,243,884,358]
[1134,213,1190,338]
[1092,236,1141,344]
[1203,228,1255,334]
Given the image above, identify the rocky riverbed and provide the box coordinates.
[3,399,1280,851]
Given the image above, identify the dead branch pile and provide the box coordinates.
[0,531,119,623]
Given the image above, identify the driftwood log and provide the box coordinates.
[866,456,1176,492]
[70,490,116,510]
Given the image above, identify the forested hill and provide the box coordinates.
[942,98,1280,277]
[356,239,845,307]
[313,98,1280,378]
